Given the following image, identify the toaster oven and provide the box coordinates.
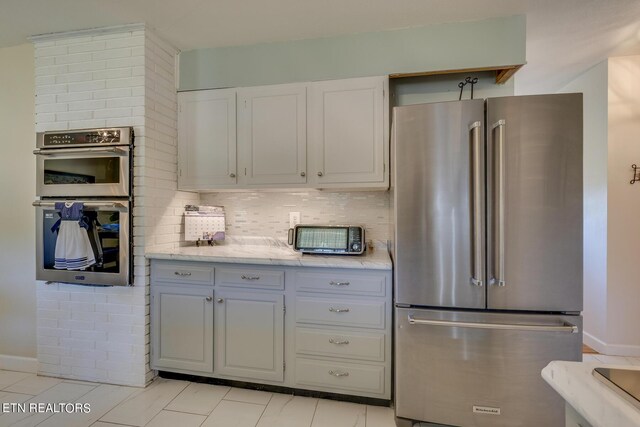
[288,225,365,255]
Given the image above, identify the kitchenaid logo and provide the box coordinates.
[473,405,501,415]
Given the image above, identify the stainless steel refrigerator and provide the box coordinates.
[392,94,583,427]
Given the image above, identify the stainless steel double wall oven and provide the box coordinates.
[34,127,133,286]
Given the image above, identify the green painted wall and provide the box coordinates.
[179,15,526,91]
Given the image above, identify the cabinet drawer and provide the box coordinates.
[295,327,385,362]
[295,358,385,395]
[294,270,386,297]
[295,297,385,329]
[152,263,214,285]
[216,267,285,290]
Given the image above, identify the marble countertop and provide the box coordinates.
[542,361,640,427]
[145,237,392,270]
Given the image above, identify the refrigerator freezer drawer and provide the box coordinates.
[395,307,582,427]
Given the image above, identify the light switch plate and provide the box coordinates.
[289,212,301,228]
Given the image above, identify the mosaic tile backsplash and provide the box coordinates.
[200,191,391,243]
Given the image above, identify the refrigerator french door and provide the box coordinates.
[393,94,583,427]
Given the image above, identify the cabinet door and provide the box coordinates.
[215,290,284,382]
[310,76,388,185]
[151,285,214,373]
[178,89,237,189]
[238,84,307,185]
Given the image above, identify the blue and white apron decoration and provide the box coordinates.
[52,202,96,270]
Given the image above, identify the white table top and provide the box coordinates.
[542,361,640,427]
[146,237,392,270]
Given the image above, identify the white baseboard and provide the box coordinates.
[584,331,640,356]
[0,354,38,373]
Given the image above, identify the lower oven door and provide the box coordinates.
[35,200,130,286]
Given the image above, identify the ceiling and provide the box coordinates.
[1,0,640,93]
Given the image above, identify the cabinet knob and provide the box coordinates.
[205,296,213,302]
[229,173,236,178]
[300,171,306,177]
[217,298,224,303]
[317,171,323,177]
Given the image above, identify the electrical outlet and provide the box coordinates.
[289,212,301,228]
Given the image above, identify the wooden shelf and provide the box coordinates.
[389,64,524,85]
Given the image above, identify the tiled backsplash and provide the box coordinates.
[200,191,391,243]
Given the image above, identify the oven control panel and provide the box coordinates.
[38,127,133,148]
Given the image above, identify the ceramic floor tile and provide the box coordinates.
[255,393,317,427]
[36,384,137,427]
[0,391,33,403]
[91,423,129,427]
[4,375,62,395]
[201,400,265,427]
[365,405,395,427]
[1,382,95,427]
[0,371,36,391]
[99,378,188,427]
[165,382,230,415]
[224,387,272,406]
[99,378,187,427]
[146,410,207,427]
[310,399,366,427]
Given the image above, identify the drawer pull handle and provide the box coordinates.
[174,271,192,277]
[241,275,260,280]
[329,281,350,286]
[329,307,350,313]
[329,338,350,345]
[328,370,349,377]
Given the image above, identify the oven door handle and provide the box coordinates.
[33,201,128,211]
[33,147,128,156]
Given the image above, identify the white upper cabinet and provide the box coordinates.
[238,84,307,185]
[176,76,389,190]
[178,89,237,189]
[309,76,388,187]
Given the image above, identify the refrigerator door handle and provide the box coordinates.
[469,121,484,287]
[491,119,506,287]
[407,315,579,334]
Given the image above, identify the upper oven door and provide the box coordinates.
[35,145,130,197]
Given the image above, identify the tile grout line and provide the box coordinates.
[309,396,320,427]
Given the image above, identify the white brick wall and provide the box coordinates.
[33,25,197,387]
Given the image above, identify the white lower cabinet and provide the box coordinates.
[214,289,284,382]
[150,260,391,399]
[151,284,214,374]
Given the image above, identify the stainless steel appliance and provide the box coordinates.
[34,200,131,286]
[34,127,133,286]
[288,225,365,254]
[35,127,132,198]
[392,94,583,427]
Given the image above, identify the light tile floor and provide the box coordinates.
[0,353,637,427]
